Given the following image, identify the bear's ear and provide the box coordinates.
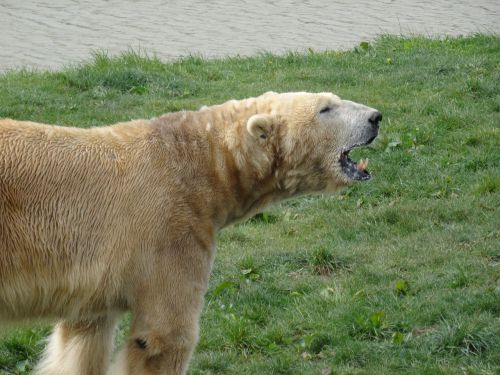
[246,114,276,140]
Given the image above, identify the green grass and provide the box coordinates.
[1,35,499,374]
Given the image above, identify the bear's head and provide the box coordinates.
[245,92,381,194]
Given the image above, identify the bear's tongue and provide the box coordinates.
[340,150,371,181]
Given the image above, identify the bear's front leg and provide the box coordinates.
[121,321,200,375]
[109,236,214,375]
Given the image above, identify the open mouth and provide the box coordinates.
[339,137,376,181]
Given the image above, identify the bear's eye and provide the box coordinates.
[319,107,331,114]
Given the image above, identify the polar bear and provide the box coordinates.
[0,92,381,374]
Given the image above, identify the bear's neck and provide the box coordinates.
[151,106,291,229]
[204,108,288,228]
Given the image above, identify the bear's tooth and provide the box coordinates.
[356,159,362,171]
[356,158,369,172]
[356,158,365,172]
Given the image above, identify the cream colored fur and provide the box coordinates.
[0,92,380,374]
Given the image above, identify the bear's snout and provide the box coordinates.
[368,111,382,129]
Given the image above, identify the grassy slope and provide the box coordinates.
[0,35,499,374]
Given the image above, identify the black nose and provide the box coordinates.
[369,111,382,128]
